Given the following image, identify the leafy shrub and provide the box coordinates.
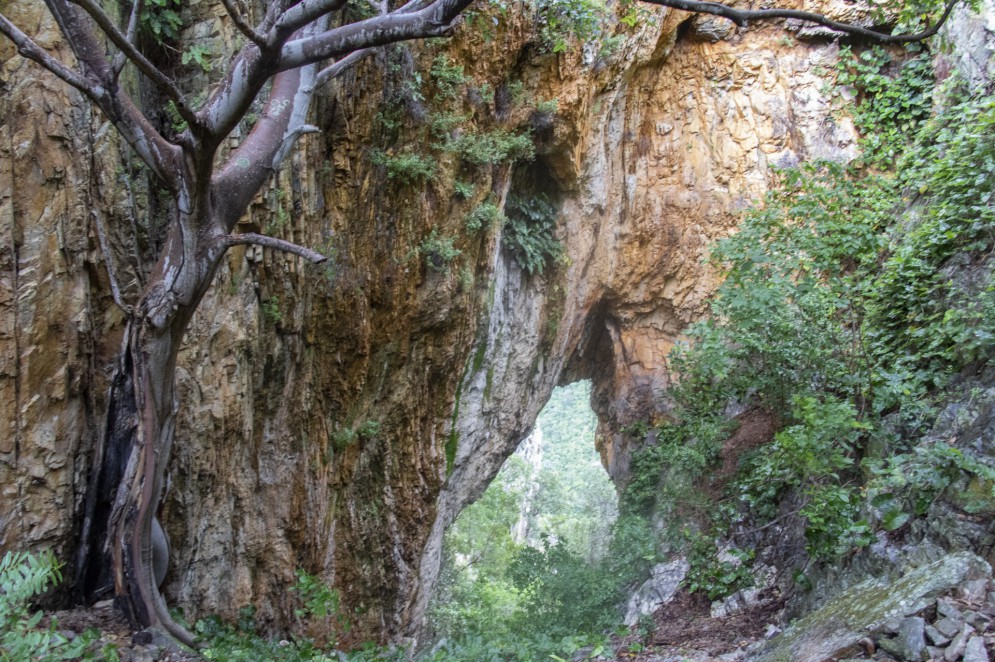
[452,180,475,199]
[181,45,213,73]
[734,396,873,559]
[418,230,462,272]
[371,149,436,185]
[331,428,356,452]
[465,201,505,234]
[446,129,535,166]
[262,296,282,324]
[429,55,468,101]
[866,95,995,383]
[646,61,995,591]
[141,0,182,43]
[865,441,995,530]
[834,45,934,167]
[357,420,381,439]
[0,551,89,661]
[684,537,754,600]
[535,0,609,53]
[503,193,562,275]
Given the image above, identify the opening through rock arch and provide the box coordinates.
[427,380,621,644]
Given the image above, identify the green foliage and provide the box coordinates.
[505,81,526,106]
[834,46,934,167]
[195,571,402,661]
[534,98,559,116]
[417,230,462,272]
[621,419,725,517]
[866,95,995,384]
[642,54,995,593]
[684,537,753,601]
[535,0,609,53]
[503,193,562,275]
[164,101,188,134]
[141,0,182,43]
[331,427,357,452]
[430,55,468,101]
[428,111,469,140]
[735,396,873,559]
[866,441,995,528]
[465,201,505,234]
[452,181,475,199]
[330,421,378,453]
[508,537,624,638]
[181,45,213,73]
[196,614,327,662]
[445,129,535,166]
[431,383,629,654]
[357,420,381,440]
[291,570,350,641]
[371,149,436,185]
[0,551,90,661]
[262,296,282,324]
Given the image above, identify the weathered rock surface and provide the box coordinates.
[751,552,992,662]
[1,0,863,644]
[625,557,690,626]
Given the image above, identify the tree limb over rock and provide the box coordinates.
[640,0,960,42]
[226,233,329,264]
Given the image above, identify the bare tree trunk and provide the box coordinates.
[80,214,226,645]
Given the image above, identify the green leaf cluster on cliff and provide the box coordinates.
[374,38,575,279]
[622,45,995,598]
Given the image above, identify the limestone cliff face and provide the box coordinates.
[1,0,858,643]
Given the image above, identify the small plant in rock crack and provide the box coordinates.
[465,201,505,234]
[417,229,462,272]
[371,149,436,185]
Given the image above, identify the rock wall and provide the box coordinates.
[0,0,859,643]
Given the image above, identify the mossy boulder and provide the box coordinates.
[751,552,991,662]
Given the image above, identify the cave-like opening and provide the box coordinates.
[428,380,620,643]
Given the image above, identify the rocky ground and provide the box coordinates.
[611,571,995,662]
[42,602,198,662]
[32,557,995,661]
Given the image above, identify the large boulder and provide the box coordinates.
[751,552,991,662]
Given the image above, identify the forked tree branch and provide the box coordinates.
[640,0,961,42]
[67,0,199,126]
[0,12,106,102]
[226,233,328,263]
[271,124,320,168]
[0,12,181,182]
[277,0,472,69]
[34,0,183,186]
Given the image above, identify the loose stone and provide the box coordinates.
[962,635,989,662]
